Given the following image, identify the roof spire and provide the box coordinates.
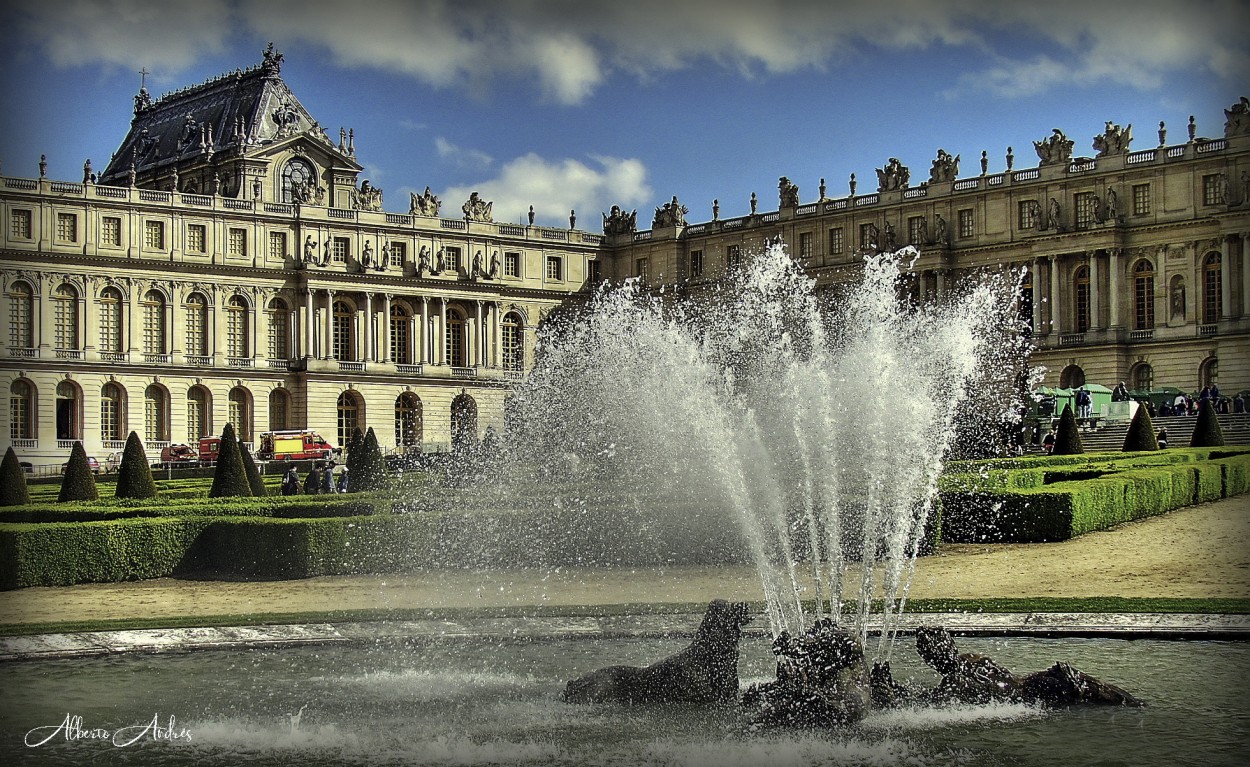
[133,67,153,114]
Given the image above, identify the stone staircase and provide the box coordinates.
[1077,413,1250,452]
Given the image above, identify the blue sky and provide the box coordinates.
[1,0,1247,228]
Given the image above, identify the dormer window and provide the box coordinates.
[281,157,316,203]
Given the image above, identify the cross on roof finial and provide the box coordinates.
[139,67,149,90]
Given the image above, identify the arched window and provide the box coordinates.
[226,295,249,359]
[502,312,524,372]
[8,281,35,350]
[450,391,478,451]
[186,385,211,442]
[269,388,291,431]
[53,283,80,350]
[1133,260,1155,330]
[1073,266,1090,333]
[1059,365,1085,390]
[99,287,124,354]
[1018,268,1034,336]
[395,392,423,448]
[333,300,354,361]
[1200,357,1218,389]
[145,384,169,443]
[1203,252,1222,324]
[267,298,289,360]
[9,379,35,441]
[390,304,410,364]
[281,157,316,204]
[336,390,362,449]
[55,380,81,440]
[1132,363,1154,392]
[445,309,466,367]
[185,292,209,356]
[101,382,125,441]
[228,387,252,441]
[143,290,167,355]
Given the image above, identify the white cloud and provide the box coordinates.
[434,137,494,170]
[441,153,651,228]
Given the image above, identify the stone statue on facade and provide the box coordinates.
[272,100,301,139]
[472,250,484,278]
[489,251,500,278]
[750,192,758,214]
[778,176,800,207]
[652,196,688,228]
[1104,188,1119,221]
[352,180,383,212]
[603,205,637,235]
[1092,122,1132,157]
[1034,129,1074,166]
[322,238,333,267]
[883,221,897,252]
[435,248,447,274]
[361,241,374,269]
[462,192,493,222]
[303,235,317,265]
[133,86,152,114]
[261,42,284,76]
[410,186,441,216]
[1225,97,1250,137]
[1171,278,1186,319]
[417,246,431,276]
[379,243,390,271]
[875,158,909,191]
[1047,198,1063,231]
[934,214,948,245]
[929,149,959,183]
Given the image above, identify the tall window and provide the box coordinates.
[1202,174,1223,206]
[101,383,124,441]
[1132,184,1150,215]
[828,227,844,255]
[332,237,349,263]
[390,305,410,364]
[56,212,78,243]
[226,295,249,358]
[267,298,289,359]
[281,158,315,204]
[1132,363,1153,392]
[101,216,122,246]
[445,311,465,367]
[1073,266,1090,332]
[1074,192,1096,229]
[1200,358,1218,389]
[859,223,876,249]
[336,391,361,449]
[185,292,209,356]
[332,300,354,361]
[502,313,523,372]
[144,220,165,250]
[53,283,80,350]
[1203,252,1222,324]
[546,255,563,281]
[228,228,247,258]
[143,290,167,355]
[395,392,422,448]
[9,379,34,441]
[798,232,813,261]
[269,231,287,261]
[450,393,478,451]
[504,251,521,277]
[690,249,704,278]
[99,287,124,354]
[1133,260,1155,330]
[726,245,741,269]
[908,217,925,245]
[8,281,34,349]
[144,385,169,443]
[388,242,405,267]
[187,224,207,253]
[269,388,290,431]
[186,386,210,442]
[10,209,32,239]
[55,381,80,440]
[1018,200,1039,230]
[228,387,251,441]
[445,247,461,271]
[636,258,648,280]
[958,209,974,238]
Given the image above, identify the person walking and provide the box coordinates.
[1157,428,1169,449]
[337,467,349,493]
[304,464,322,494]
[281,466,300,496]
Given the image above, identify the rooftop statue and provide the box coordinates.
[875,158,909,192]
[352,180,383,212]
[652,196,688,228]
[1225,96,1250,137]
[928,149,960,183]
[462,191,493,222]
[603,205,637,235]
[778,176,800,207]
[410,186,441,217]
[1092,121,1132,156]
[1034,128,1074,165]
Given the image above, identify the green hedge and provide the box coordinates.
[0,493,392,524]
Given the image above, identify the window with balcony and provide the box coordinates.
[390,304,410,364]
[98,287,124,354]
[445,310,465,367]
[9,379,34,441]
[1203,252,1222,324]
[1133,260,1155,330]
[333,300,354,361]
[53,283,80,351]
[226,295,249,358]
[8,281,34,349]
[185,293,209,356]
[267,298,289,359]
[502,312,523,372]
[143,290,167,355]
[1073,266,1090,332]
[100,383,124,441]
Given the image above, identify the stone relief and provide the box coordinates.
[603,205,637,235]
[291,178,325,205]
[928,149,960,183]
[1092,122,1132,156]
[462,192,493,222]
[272,100,301,139]
[409,186,441,216]
[778,176,800,207]
[351,180,383,212]
[652,196,688,228]
[876,158,909,191]
[1034,129,1074,166]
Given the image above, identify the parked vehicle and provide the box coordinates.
[198,437,221,467]
[256,430,337,461]
[104,451,125,472]
[155,443,199,468]
[62,456,101,474]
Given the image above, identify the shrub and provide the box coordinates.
[209,423,252,498]
[344,426,365,480]
[239,440,267,497]
[0,447,30,506]
[115,431,157,499]
[1122,405,1158,452]
[1051,404,1084,455]
[352,427,386,492]
[1190,400,1225,447]
[58,441,99,502]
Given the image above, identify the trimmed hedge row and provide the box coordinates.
[940,453,1250,543]
[0,493,394,524]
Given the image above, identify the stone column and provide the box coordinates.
[364,292,374,362]
[493,302,503,368]
[474,300,484,367]
[211,291,225,363]
[1089,250,1101,330]
[323,289,335,360]
[934,269,945,300]
[419,296,429,365]
[1107,249,1121,328]
[303,288,313,358]
[381,293,391,363]
[82,290,95,356]
[169,288,182,357]
[1221,235,1233,319]
[126,285,140,355]
[37,281,52,353]
[1048,255,1060,335]
[251,294,262,362]
[1029,261,1041,334]
[439,298,448,365]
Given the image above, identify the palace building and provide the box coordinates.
[3,48,1249,468]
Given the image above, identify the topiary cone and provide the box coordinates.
[1189,400,1226,447]
[115,431,157,499]
[58,441,99,502]
[354,426,386,492]
[0,446,31,506]
[209,423,253,498]
[1121,404,1158,452]
[239,438,267,497]
[1051,404,1085,455]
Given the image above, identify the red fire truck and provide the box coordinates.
[256,430,337,461]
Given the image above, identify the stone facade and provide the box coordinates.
[2,50,1248,468]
